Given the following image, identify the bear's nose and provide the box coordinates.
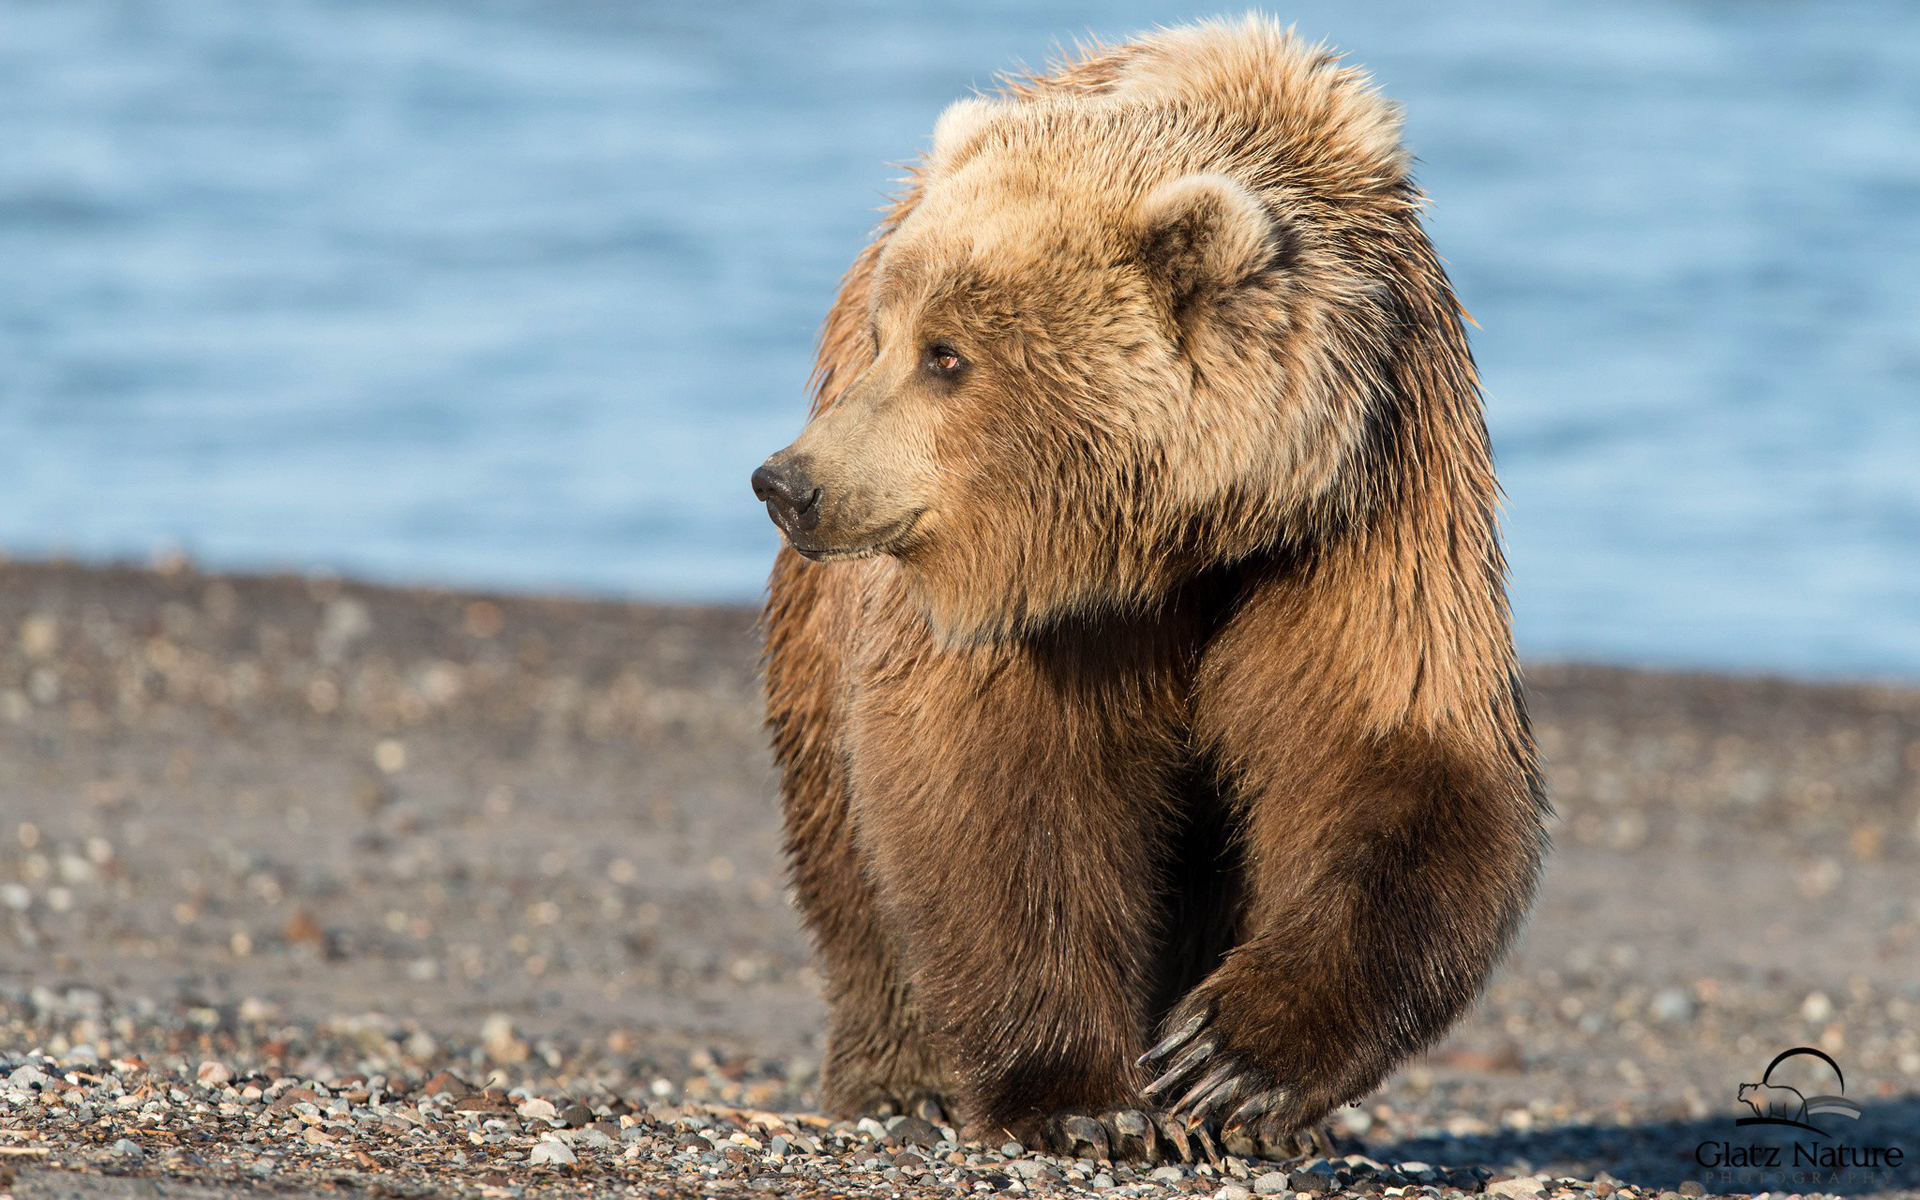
[751,459,822,534]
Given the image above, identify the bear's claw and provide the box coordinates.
[855,1091,955,1127]
[1037,1108,1220,1164]
[1138,1002,1299,1153]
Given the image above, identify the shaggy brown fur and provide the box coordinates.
[756,17,1548,1159]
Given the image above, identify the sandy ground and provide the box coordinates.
[0,559,1916,1199]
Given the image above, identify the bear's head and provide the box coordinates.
[755,24,1439,643]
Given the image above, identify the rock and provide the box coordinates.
[196,1060,232,1086]
[1649,987,1695,1023]
[109,1139,143,1159]
[1091,1172,1116,1189]
[1001,1141,1025,1158]
[1677,1185,1705,1198]
[885,1115,942,1147]
[1009,1159,1062,1182]
[1254,1170,1293,1194]
[481,1014,529,1064]
[1488,1177,1547,1199]
[1293,1169,1337,1194]
[529,1139,577,1165]
[1217,1187,1255,1200]
[282,910,326,945]
[1151,1165,1188,1182]
[423,1070,470,1098]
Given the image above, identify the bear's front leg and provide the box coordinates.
[844,619,1189,1146]
[766,554,957,1120]
[1139,595,1549,1146]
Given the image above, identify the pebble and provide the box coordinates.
[528,1138,577,1165]
[1255,1170,1293,1194]
[1489,1177,1548,1199]
[886,1115,942,1147]
[8,1065,49,1089]
[1217,1187,1255,1200]
[1648,987,1695,1023]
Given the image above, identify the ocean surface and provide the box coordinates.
[2,0,1917,679]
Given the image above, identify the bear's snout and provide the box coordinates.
[751,457,823,536]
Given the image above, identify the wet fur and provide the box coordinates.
[762,17,1549,1148]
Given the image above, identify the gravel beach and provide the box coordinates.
[0,559,1915,1200]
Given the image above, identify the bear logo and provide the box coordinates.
[1732,1047,1861,1136]
[1738,1081,1807,1123]
[755,16,1549,1161]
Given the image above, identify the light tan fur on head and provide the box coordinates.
[765,16,1455,650]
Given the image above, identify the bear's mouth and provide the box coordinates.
[788,511,924,563]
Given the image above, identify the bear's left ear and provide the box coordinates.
[1135,173,1285,311]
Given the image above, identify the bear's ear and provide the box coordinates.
[930,96,1001,164]
[1135,173,1285,310]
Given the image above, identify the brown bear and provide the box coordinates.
[753,16,1548,1161]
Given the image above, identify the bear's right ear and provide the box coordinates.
[930,97,1001,164]
[1135,173,1285,312]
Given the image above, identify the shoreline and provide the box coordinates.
[0,558,1915,1199]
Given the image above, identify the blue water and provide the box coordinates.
[2,1,1917,679]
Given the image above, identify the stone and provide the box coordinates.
[423,1071,470,1098]
[529,1139,577,1165]
[1649,988,1695,1023]
[885,1115,942,1147]
[1255,1171,1294,1194]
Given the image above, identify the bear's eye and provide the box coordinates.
[924,343,967,377]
